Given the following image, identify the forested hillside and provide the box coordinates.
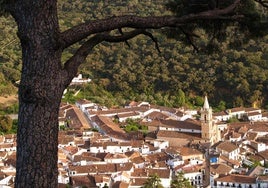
[0,0,268,110]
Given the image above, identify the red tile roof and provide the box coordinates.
[216,141,239,153]
[210,163,233,175]
[157,130,202,140]
[215,174,256,184]
[160,119,201,130]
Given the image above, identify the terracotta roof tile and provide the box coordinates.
[131,168,171,178]
[73,154,102,163]
[124,151,140,159]
[216,141,239,153]
[210,164,233,175]
[69,163,116,174]
[178,147,203,157]
[182,164,203,173]
[129,178,147,186]
[262,112,268,118]
[145,111,169,120]
[157,130,202,140]
[115,162,133,171]
[219,155,241,166]
[112,181,129,188]
[213,111,229,116]
[4,152,16,167]
[104,153,128,160]
[159,119,201,130]
[70,175,96,187]
[258,150,268,160]
[229,107,245,113]
[131,156,145,164]
[247,132,258,141]
[145,152,169,163]
[215,174,256,184]
[92,107,148,116]
[257,175,268,181]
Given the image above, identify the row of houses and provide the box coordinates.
[213,107,268,122]
[1,128,268,187]
[57,128,268,188]
[1,98,268,187]
[57,130,206,187]
[76,99,268,124]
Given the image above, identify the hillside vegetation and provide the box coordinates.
[1,0,268,111]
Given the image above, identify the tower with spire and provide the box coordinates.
[201,96,219,145]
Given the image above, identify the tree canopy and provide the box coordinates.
[171,171,193,188]
[0,115,12,132]
[143,174,164,188]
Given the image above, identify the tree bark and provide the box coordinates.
[11,1,67,187]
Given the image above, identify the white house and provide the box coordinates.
[95,175,111,188]
[58,171,69,184]
[257,175,268,188]
[130,168,172,188]
[261,112,268,121]
[227,107,246,120]
[104,153,130,164]
[0,143,16,152]
[214,174,256,188]
[213,111,230,122]
[70,74,91,85]
[115,112,141,122]
[216,141,240,160]
[248,111,262,121]
[183,168,203,187]
[75,99,96,112]
[167,157,184,169]
[250,140,266,152]
[112,171,131,184]
[151,139,169,150]
[0,175,14,187]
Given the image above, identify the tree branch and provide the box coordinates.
[59,0,240,49]
[63,29,161,81]
[103,29,161,53]
[141,31,161,53]
[180,28,200,52]
[118,28,130,47]
[63,35,104,82]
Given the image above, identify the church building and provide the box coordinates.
[200,96,220,145]
[150,96,221,147]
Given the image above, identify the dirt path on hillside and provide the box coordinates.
[0,95,18,107]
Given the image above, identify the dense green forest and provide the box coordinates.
[0,0,268,111]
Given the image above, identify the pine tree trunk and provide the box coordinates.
[16,94,61,187]
[12,1,68,187]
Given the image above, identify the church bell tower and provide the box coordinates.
[201,96,219,144]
